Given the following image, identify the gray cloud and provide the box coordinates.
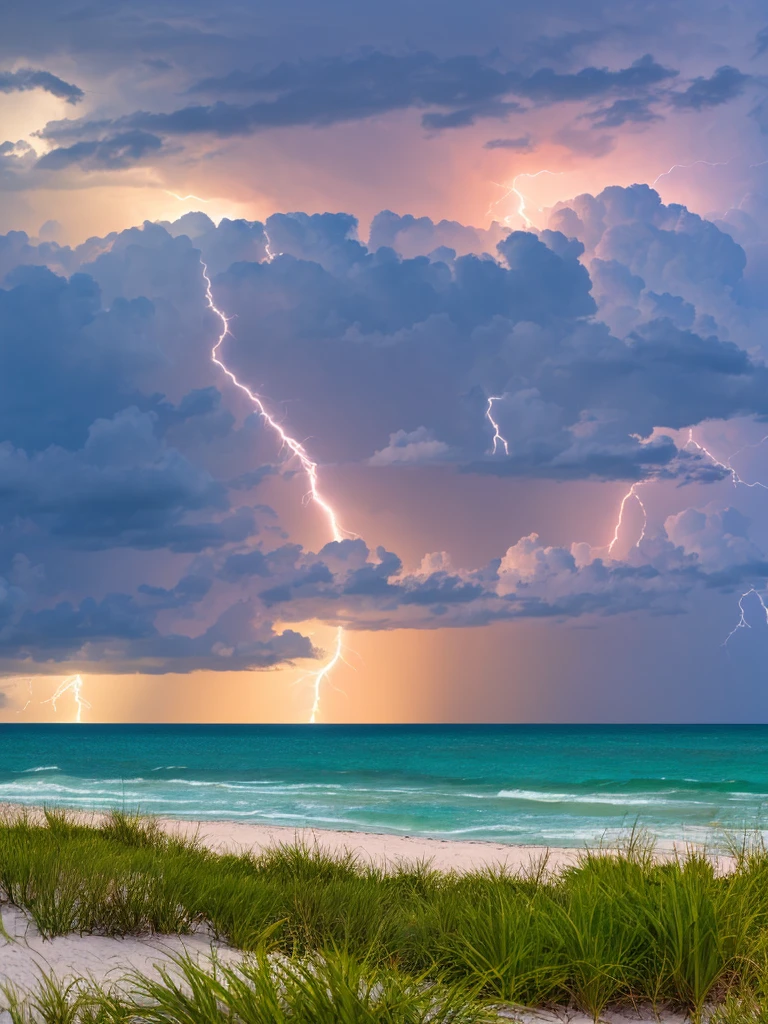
[37,130,162,171]
[0,67,83,103]
[483,134,534,150]
[34,51,687,153]
[0,182,766,672]
[584,97,662,128]
[670,66,750,110]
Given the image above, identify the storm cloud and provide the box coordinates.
[1,181,768,675]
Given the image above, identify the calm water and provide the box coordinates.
[0,725,767,847]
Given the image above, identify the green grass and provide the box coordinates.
[1,953,493,1023]
[3,810,768,1020]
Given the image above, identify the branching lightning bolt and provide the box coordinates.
[42,675,90,723]
[686,429,768,490]
[608,483,647,555]
[487,170,562,230]
[686,429,768,647]
[201,248,349,721]
[486,396,509,455]
[723,588,768,647]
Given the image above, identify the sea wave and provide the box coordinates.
[496,789,709,807]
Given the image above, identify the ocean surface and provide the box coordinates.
[0,725,767,847]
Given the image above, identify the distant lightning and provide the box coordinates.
[721,433,768,486]
[201,252,350,721]
[686,429,768,490]
[486,396,509,455]
[686,429,768,648]
[42,675,90,723]
[487,170,562,230]
[651,160,730,188]
[723,588,768,647]
[164,191,211,203]
[608,483,647,555]
[309,626,343,724]
[17,678,33,715]
[263,231,281,262]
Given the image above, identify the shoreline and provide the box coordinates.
[0,802,728,874]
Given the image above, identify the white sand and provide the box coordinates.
[0,801,597,872]
[0,903,687,1024]
[164,816,590,873]
[156,815,726,874]
[0,905,686,1024]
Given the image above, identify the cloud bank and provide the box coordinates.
[1,184,768,675]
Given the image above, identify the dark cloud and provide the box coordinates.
[205,527,768,635]
[506,54,676,103]
[0,593,314,674]
[585,98,661,128]
[0,67,83,103]
[37,51,682,150]
[670,66,750,111]
[483,134,534,150]
[194,196,768,484]
[36,130,163,170]
[0,406,265,553]
[0,182,767,673]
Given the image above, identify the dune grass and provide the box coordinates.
[1,952,493,1024]
[2,809,768,1019]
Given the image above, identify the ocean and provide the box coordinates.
[0,724,766,847]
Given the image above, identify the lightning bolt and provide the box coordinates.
[686,430,768,490]
[486,396,509,455]
[201,252,350,721]
[723,587,768,647]
[309,625,343,724]
[42,675,90,723]
[164,191,211,203]
[487,170,562,230]
[16,677,33,715]
[651,160,730,188]
[684,429,768,647]
[608,483,647,555]
[263,233,281,262]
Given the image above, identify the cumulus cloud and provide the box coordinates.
[211,519,768,634]
[665,505,762,569]
[369,427,454,466]
[0,184,768,673]
[368,210,504,258]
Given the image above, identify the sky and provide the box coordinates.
[2,1,768,722]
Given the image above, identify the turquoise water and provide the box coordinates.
[0,725,767,846]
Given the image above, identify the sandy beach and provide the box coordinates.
[163,815,591,872]
[0,801,645,872]
[0,801,723,873]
